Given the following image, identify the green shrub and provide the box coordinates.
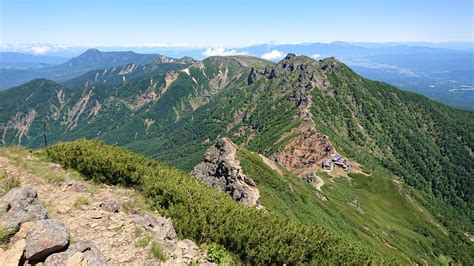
[151,241,166,261]
[206,243,234,264]
[0,227,17,244]
[74,196,90,207]
[137,234,152,248]
[134,226,143,237]
[46,139,383,264]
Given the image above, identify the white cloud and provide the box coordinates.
[312,53,320,59]
[203,47,248,57]
[261,50,285,61]
[0,43,78,55]
[29,46,51,55]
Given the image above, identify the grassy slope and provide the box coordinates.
[310,62,473,212]
[237,148,473,264]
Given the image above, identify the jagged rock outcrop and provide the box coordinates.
[191,138,260,207]
[0,186,48,230]
[263,54,340,177]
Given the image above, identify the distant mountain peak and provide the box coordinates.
[83,48,101,55]
[74,48,103,61]
[177,56,196,65]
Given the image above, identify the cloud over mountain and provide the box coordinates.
[261,50,285,60]
[203,47,248,57]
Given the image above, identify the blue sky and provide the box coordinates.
[1,0,473,47]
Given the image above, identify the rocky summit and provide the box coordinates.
[192,138,260,207]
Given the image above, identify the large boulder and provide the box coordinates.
[0,186,48,230]
[24,219,69,262]
[131,214,177,240]
[44,240,107,266]
[191,138,260,206]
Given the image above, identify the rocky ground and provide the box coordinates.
[0,148,214,265]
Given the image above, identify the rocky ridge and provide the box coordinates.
[0,150,214,265]
[191,138,260,207]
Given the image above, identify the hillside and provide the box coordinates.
[235,147,472,264]
[0,53,472,263]
[127,54,472,212]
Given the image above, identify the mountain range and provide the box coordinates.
[0,49,173,89]
[2,42,473,110]
[0,49,473,263]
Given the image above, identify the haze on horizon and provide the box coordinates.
[1,0,473,48]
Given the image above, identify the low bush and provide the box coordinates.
[206,243,235,264]
[151,241,166,261]
[0,227,17,244]
[74,196,90,207]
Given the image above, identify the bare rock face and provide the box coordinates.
[25,219,70,262]
[44,240,107,266]
[191,138,260,207]
[0,186,48,230]
[272,126,333,176]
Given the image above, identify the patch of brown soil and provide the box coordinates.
[272,126,333,176]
